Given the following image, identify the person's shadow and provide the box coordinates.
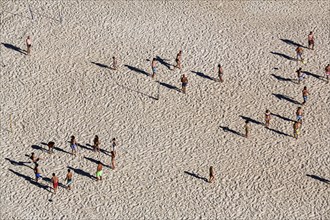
[67,166,96,180]
[219,126,243,137]
[191,71,214,81]
[306,174,329,184]
[184,171,208,182]
[125,65,149,77]
[1,43,26,54]
[8,169,51,192]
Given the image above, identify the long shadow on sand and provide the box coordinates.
[67,166,96,180]
[266,127,291,137]
[91,61,112,69]
[272,93,300,105]
[84,143,111,156]
[270,51,295,61]
[191,71,214,81]
[302,71,326,81]
[240,116,263,125]
[184,171,208,182]
[157,81,181,92]
[219,126,243,137]
[125,65,149,77]
[280,39,305,48]
[156,56,172,69]
[271,113,294,122]
[306,174,329,184]
[31,144,45,152]
[84,156,111,168]
[1,43,26,54]
[271,74,294,83]
[8,168,51,192]
[41,142,71,155]
[5,158,32,169]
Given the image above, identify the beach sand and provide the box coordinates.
[1,1,329,219]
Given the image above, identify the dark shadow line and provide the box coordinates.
[5,158,32,169]
[240,116,263,125]
[270,51,295,61]
[266,127,291,137]
[125,64,149,76]
[272,93,300,105]
[156,56,172,69]
[1,43,26,54]
[306,174,329,184]
[84,156,111,168]
[67,166,96,180]
[79,144,93,152]
[219,126,243,137]
[280,39,306,48]
[31,145,45,152]
[157,81,180,92]
[41,142,70,154]
[302,71,325,81]
[271,74,293,82]
[91,61,111,69]
[271,113,295,122]
[8,168,51,192]
[191,70,214,81]
[184,171,208,182]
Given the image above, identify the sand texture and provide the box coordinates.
[1,1,329,219]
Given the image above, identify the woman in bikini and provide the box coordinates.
[265,110,271,128]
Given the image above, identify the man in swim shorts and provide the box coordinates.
[70,136,78,156]
[218,64,224,82]
[65,169,73,190]
[180,74,188,94]
[151,58,157,79]
[308,31,314,50]
[295,46,303,62]
[244,120,250,138]
[296,107,303,123]
[325,64,330,84]
[34,163,41,182]
[26,36,32,55]
[96,161,103,181]
[51,173,59,194]
[175,50,182,69]
[293,121,301,139]
[112,56,117,70]
[302,86,310,105]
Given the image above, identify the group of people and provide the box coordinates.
[19,30,328,190]
[29,135,118,194]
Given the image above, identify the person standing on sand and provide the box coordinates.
[175,50,182,69]
[296,67,305,84]
[244,120,250,138]
[265,110,271,128]
[93,135,100,152]
[111,138,117,155]
[151,58,157,79]
[111,151,116,170]
[34,163,41,182]
[180,74,188,94]
[209,166,215,183]
[296,46,303,62]
[30,152,41,164]
[65,169,73,190]
[296,107,303,123]
[47,141,55,154]
[302,86,310,105]
[70,136,78,156]
[112,56,117,70]
[293,121,301,139]
[218,64,224,82]
[96,161,103,181]
[51,173,59,194]
[308,31,315,50]
[325,64,330,84]
[26,36,32,55]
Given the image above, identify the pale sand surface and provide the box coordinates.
[1,1,329,219]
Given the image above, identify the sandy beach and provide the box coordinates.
[1,1,329,219]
